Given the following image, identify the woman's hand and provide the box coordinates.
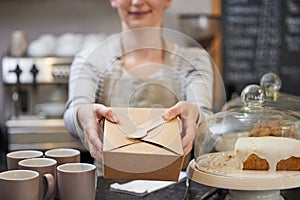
[162,101,199,156]
[77,104,119,160]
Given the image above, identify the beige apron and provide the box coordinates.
[100,54,180,108]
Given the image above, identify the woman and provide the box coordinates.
[64,0,213,175]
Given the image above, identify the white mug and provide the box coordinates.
[10,30,28,57]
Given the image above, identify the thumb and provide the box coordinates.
[162,104,180,121]
[94,105,119,123]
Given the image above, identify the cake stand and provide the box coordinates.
[187,151,300,200]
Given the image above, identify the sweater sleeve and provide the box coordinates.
[64,35,120,140]
[174,47,214,123]
[63,53,99,140]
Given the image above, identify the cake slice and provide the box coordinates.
[234,136,300,171]
[248,120,297,138]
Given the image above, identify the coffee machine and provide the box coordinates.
[1,56,85,151]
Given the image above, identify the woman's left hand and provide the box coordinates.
[162,101,199,156]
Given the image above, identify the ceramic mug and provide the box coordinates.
[19,158,57,200]
[45,148,80,166]
[0,170,39,200]
[57,163,97,200]
[6,150,44,170]
[34,102,65,118]
[10,30,28,57]
[45,148,80,199]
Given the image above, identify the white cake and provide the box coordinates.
[235,136,300,171]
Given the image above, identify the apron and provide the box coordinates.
[100,52,180,108]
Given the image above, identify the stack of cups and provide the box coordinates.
[0,148,97,200]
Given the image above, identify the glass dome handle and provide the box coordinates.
[260,73,282,97]
[241,84,266,107]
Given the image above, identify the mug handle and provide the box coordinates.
[95,170,98,189]
[43,173,55,200]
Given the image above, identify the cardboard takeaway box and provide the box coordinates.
[103,107,184,181]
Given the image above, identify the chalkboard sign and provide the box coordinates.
[222,0,300,97]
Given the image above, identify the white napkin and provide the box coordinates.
[109,171,187,196]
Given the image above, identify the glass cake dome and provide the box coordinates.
[222,73,300,116]
[194,84,300,162]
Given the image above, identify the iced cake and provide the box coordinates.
[235,136,300,171]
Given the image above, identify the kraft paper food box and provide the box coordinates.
[103,107,184,181]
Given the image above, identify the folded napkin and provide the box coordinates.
[110,171,187,196]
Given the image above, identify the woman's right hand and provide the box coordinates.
[77,104,119,160]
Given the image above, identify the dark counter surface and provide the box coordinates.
[96,177,300,200]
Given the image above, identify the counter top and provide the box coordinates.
[96,177,300,200]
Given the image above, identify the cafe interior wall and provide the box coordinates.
[0,0,212,125]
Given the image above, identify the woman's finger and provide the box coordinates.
[183,142,193,155]
[181,126,195,148]
[88,141,103,160]
[86,128,103,160]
